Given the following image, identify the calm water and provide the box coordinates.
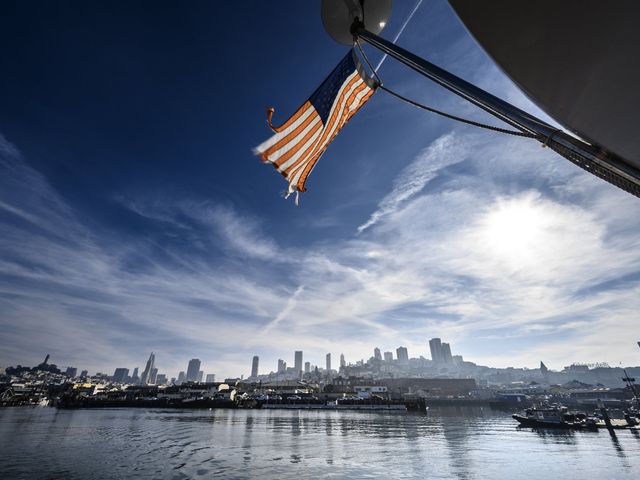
[1,406,639,479]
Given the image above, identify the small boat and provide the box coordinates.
[512,405,596,430]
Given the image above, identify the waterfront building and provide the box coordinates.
[205,374,216,383]
[140,352,155,385]
[326,353,331,372]
[65,367,78,378]
[149,368,158,384]
[429,338,443,364]
[340,354,346,368]
[396,347,409,364]
[441,343,453,364]
[186,359,201,382]
[251,356,259,378]
[380,377,477,396]
[304,361,310,374]
[155,374,167,385]
[383,351,393,362]
[374,348,382,361]
[294,351,303,373]
[112,368,129,383]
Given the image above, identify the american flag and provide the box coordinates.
[255,50,378,200]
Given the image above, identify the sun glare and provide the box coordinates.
[481,195,548,261]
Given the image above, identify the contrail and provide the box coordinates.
[375,0,423,72]
[261,285,305,334]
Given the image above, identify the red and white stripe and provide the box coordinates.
[255,71,375,195]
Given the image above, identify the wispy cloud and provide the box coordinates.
[2,110,640,378]
[357,132,467,233]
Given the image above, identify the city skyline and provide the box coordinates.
[1,1,639,379]
[8,336,638,382]
[12,339,612,380]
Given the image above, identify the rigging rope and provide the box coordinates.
[378,85,536,138]
[355,40,537,139]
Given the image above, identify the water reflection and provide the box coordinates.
[527,427,577,444]
[606,430,626,458]
[1,407,639,479]
[242,414,253,464]
[438,408,473,480]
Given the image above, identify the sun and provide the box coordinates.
[480,194,549,262]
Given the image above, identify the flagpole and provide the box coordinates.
[353,25,640,196]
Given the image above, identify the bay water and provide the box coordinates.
[1,406,639,479]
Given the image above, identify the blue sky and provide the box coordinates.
[1,0,639,379]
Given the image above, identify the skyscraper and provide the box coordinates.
[113,368,129,383]
[65,367,78,377]
[251,355,259,378]
[396,346,409,364]
[197,371,204,383]
[294,351,303,373]
[429,338,443,364]
[540,361,549,374]
[80,370,89,378]
[149,367,158,384]
[277,359,285,373]
[186,359,201,382]
[205,374,216,383]
[177,371,186,384]
[140,352,155,385]
[340,353,346,368]
[374,348,382,361]
[441,342,453,364]
[304,361,310,374]
[155,374,167,385]
[326,353,331,372]
[383,351,393,362]
[131,367,139,384]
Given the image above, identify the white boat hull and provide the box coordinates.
[449,0,640,170]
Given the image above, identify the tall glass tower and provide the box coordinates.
[294,351,303,373]
[251,355,259,378]
[429,338,443,364]
[186,358,201,382]
[140,352,155,385]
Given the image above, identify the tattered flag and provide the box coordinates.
[255,49,377,202]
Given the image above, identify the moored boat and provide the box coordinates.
[512,405,596,430]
